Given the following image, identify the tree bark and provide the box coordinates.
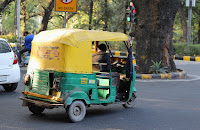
[133,0,179,73]
[0,0,14,13]
[89,0,93,30]
[22,0,27,33]
[66,13,76,24]
[198,17,200,44]
[178,2,187,42]
[103,0,108,31]
[39,0,54,32]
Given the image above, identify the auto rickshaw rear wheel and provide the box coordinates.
[123,94,136,108]
[28,104,45,114]
[67,100,86,123]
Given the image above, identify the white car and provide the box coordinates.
[0,38,20,92]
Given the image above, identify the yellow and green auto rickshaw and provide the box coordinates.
[20,29,136,122]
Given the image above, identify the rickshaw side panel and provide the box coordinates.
[60,73,116,105]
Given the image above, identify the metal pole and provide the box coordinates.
[187,0,192,45]
[17,0,20,42]
[64,12,67,28]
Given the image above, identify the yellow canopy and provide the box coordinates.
[33,28,128,47]
[28,29,128,73]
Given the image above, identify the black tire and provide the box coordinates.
[3,83,18,92]
[28,104,45,114]
[67,101,86,123]
[123,94,136,108]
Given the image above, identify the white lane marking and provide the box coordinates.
[136,74,200,82]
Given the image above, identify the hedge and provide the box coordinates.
[173,42,200,56]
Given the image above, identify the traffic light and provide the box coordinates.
[127,2,136,24]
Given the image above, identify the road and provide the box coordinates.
[0,60,200,130]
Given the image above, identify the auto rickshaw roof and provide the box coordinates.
[33,29,128,47]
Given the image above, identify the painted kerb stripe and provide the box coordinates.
[174,56,200,62]
[136,71,186,79]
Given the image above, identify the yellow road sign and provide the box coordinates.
[55,0,78,12]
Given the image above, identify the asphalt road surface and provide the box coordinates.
[0,60,200,130]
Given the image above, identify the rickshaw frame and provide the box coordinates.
[20,29,136,122]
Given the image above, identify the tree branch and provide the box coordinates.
[0,0,14,13]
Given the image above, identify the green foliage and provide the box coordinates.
[1,2,15,34]
[173,42,200,56]
[173,0,200,43]
[149,61,168,74]
[0,0,199,47]
[0,34,17,43]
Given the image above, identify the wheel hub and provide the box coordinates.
[73,106,81,116]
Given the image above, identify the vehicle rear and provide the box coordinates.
[20,29,136,122]
[0,38,20,92]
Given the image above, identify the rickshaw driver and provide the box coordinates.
[92,43,120,96]
[92,44,111,72]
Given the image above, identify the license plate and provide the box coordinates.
[0,76,7,82]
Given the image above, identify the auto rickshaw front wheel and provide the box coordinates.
[67,100,86,123]
[123,94,136,108]
[28,104,45,114]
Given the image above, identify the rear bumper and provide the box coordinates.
[22,91,63,102]
[0,64,20,84]
[20,97,64,109]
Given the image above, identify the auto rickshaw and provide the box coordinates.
[20,29,136,122]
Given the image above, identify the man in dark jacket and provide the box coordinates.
[92,44,111,72]
[19,31,34,65]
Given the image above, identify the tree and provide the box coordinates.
[39,0,54,32]
[20,0,42,33]
[198,18,200,44]
[0,0,14,13]
[89,0,93,30]
[103,0,108,31]
[123,0,129,34]
[193,1,200,44]
[1,1,15,34]
[178,1,187,42]
[133,0,180,73]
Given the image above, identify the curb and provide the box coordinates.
[174,56,200,62]
[136,70,187,79]
[95,50,200,62]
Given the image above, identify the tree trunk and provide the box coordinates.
[133,0,179,73]
[103,0,108,31]
[66,13,76,24]
[198,17,200,44]
[14,0,17,36]
[89,0,93,30]
[22,0,27,33]
[0,0,14,13]
[39,0,54,32]
[178,2,187,42]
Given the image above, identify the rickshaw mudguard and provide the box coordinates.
[64,91,90,106]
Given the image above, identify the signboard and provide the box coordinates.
[186,0,196,7]
[55,0,78,12]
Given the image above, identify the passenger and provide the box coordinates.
[92,44,111,72]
